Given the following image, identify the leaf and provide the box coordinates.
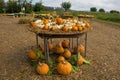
[49,58,54,67]
[47,70,53,76]
[34,49,39,56]
[72,65,79,73]
[40,53,45,60]
[68,55,77,65]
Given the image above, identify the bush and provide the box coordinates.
[18,17,33,24]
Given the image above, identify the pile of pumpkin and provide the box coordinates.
[28,39,91,75]
[30,17,91,32]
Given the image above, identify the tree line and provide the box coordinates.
[0,0,119,14]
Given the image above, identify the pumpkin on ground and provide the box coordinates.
[73,44,85,55]
[57,61,72,75]
[55,42,64,54]
[57,56,65,62]
[28,47,41,60]
[36,62,49,75]
[63,49,71,59]
[77,53,91,65]
[78,44,85,55]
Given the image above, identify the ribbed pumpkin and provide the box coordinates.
[55,42,64,54]
[56,18,63,24]
[78,44,85,54]
[28,47,41,60]
[77,56,84,65]
[62,39,70,48]
[57,56,65,63]
[36,62,49,75]
[57,61,72,75]
[63,49,71,59]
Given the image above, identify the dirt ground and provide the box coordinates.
[0,16,120,80]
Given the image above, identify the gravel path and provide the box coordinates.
[0,16,120,80]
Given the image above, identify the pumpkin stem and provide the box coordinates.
[83,59,91,64]
[38,62,42,66]
[62,60,66,64]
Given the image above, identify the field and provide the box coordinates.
[0,16,120,80]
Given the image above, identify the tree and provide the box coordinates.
[0,0,5,13]
[24,2,33,13]
[6,0,20,13]
[99,8,105,12]
[90,7,97,12]
[61,2,71,11]
[110,10,119,14]
[34,2,44,12]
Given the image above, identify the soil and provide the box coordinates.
[0,16,120,80]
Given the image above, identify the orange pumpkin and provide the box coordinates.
[30,22,37,28]
[76,23,81,27]
[73,44,85,54]
[43,25,49,30]
[78,44,85,54]
[62,26,69,32]
[36,62,49,75]
[63,49,71,59]
[78,26,83,31]
[62,39,70,48]
[56,18,63,24]
[28,47,41,60]
[57,56,65,62]
[48,43,53,51]
[55,42,64,54]
[43,19,49,25]
[85,22,91,28]
[72,26,78,31]
[77,56,84,65]
[57,61,72,75]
